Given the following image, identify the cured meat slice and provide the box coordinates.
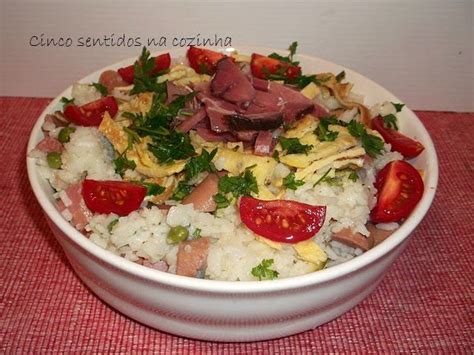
[211,57,256,108]
[268,82,314,123]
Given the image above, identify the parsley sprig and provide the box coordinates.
[147,130,195,164]
[171,181,193,201]
[130,47,169,95]
[113,153,136,176]
[282,172,305,190]
[347,120,384,157]
[251,259,279,281]
[315,116,342,142]
[141,182,165,196]
[90,82,108,96]
[268,41,299,66]
[184,148,217,181]
[60,97,74,109]
[123,91,197,165]
[213,167,259,209]
[264,41,330,89]
[169,149,218,201]
[279,137,313,155]
[382,114,398,130]
[381,102,405,131]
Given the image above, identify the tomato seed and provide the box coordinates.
[265,215,272,223]
[281,219,289,228]
[255,217,262,225]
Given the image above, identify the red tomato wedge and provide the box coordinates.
[64,96,118,127]
[117,53,171,84]
[250,53,302,80]
[187,46,228,74]
[82,180,147,216]
[239,196,326,243]
[372,116,425,158]
[371,160,424,223]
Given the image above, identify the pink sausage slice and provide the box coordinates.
[367,223,394,247]
[99,70,129,94]
[176,237,210,277]
[35,136,63,153]
[332,228,374,251]
[182,173,219,212]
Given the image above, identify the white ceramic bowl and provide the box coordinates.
[27,46,438,342]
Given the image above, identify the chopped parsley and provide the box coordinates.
[322,175,342,187]
[381,102,404,131]
[142,182,165,196]
[251,259,279,281]
[348,171,359,182]
[315,116,341,142]
[267,72,327,89]
[268,41,299,66]
[218,168,258,198]
[191,228,202,239]
[113,153,136,176]
[382,114,398,130]
[214,168,259,209]
[279,137,313,155]
[184,148,217,180]
[124,92,197,164]
[335,70,346,82]
[313,168,332,187]
[90,82,108,96]
[171,181,193,201]
[282,172,305,190]
[60,96,74,109]
[213,193,230,209]
[347,120,384,157]
[265,41,331,89]
[392,102,405,112]
[272,150,280,162]
[130,47,169,95]
[107,219,119,232]
[147,130,195,164]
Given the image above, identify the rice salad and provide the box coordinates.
[29,43,425,281]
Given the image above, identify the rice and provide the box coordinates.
[55,127,119,189]
[32,119,399,281]
[30,53,412,282]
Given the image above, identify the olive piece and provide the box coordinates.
[58,127,76,143]
[167,226,189,244]
[46,152,62,169]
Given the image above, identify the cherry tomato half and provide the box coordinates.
[250,53,302,80]
[371,160,424,223]
[372,116,424,159]
[82,180,147,216]
[64,96,118,127]
[239,196,326,243]
[187,46,228,75]
[117,52,171,84]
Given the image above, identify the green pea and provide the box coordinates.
[167,226,189,244]
[58,127,76,143]
[47,152,62,169]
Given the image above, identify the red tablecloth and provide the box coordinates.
[1,97,473,353]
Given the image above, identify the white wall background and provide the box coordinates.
[1,0,473,111]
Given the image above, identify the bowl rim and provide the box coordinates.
[26,46,439,293]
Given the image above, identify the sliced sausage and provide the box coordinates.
[176,237,211,277]
[182,173,219,212]
[57,183,93,230]
[142,260,169,272]
[35,136,63,153]
[99,70,129,94]
[332,228,374,251]
[367,223,394,247]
